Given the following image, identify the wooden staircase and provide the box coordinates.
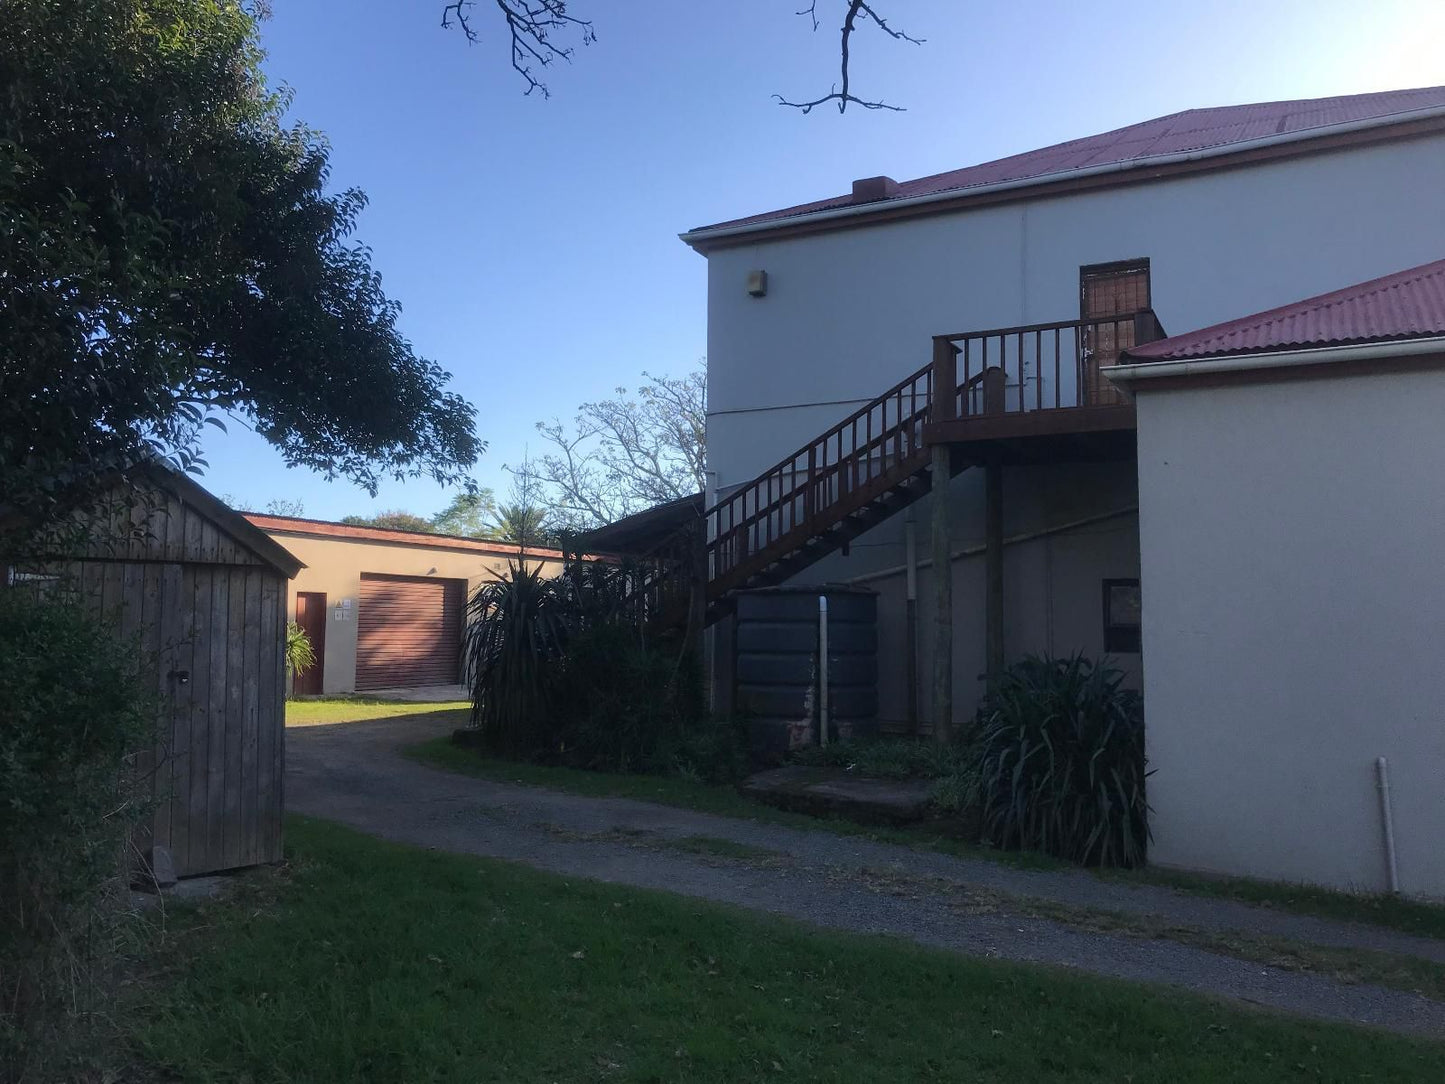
[576,311,1166,632]
[705,361,945,609]
[698,310,1162,621]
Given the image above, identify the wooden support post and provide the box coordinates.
[985,452,1005,682]
[930,443,953,743]
[932,337,958,422]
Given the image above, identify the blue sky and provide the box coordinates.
[201,0,1445,520]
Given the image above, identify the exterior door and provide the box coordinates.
[293,591,327,696]
[1080,260,1150,406]
[356,574,465,691]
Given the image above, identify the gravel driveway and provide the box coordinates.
[287,713,1445,1039]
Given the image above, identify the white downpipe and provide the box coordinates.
[818,595,829,747]
[680,105,1445,247]
[1376,756,1401,894]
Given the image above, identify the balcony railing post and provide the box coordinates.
[932,336,957,422]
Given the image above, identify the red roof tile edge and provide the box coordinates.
[1122,258,1445,364]
[242,513,567,560]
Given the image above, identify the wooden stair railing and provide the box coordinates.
[706,361,937,601]
[702,309,1163,612]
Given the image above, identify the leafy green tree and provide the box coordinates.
[431,489,498,537]
[340,510,436,534]
[1,0,481,551]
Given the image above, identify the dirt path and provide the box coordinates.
[287,715,1445,1039]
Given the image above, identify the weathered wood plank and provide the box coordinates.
[183,504,205,566]
[188,566,214,876]
[205,568,230,871]
[158,562,191,872]
[240,569,262,866]
[139,561,168,855]
[256,574,281,864]
[222,567,246,870]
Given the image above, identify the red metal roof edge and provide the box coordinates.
[242,513,567,560]
[1121,258,1445,364]
[686,86,1445,241]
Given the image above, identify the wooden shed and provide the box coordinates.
[16,464,303,878]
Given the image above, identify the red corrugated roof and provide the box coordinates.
[1123,259,1445,362]
[691,86,1445,235]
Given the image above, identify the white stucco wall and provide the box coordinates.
[1135,362,1445,898]
[704,135,1445,489]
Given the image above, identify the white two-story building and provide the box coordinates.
[679,86,1445,896]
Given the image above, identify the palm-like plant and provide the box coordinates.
[971,654,1149,868]
[285,622,316,678]
[464,562,572,754]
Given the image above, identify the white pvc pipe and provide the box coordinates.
[680,105,1445,247]
[818,595,829,747]
[1376,756,1401,894]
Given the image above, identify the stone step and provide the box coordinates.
[739,765,933,826]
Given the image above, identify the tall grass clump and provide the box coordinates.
[971,654,1148,868]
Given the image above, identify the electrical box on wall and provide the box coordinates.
[746,269,768,297]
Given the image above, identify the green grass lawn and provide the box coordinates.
[127,816,1445,1083]
[286,697,470,727]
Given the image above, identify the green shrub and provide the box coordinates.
[462,562,733,779]
[551,624,705,774]
[0,588,155,1074]
[971,654,1148,868]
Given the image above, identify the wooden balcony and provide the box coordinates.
[922,311,1162,460]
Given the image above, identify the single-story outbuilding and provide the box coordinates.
[9,464,303,878]
[243,514,565,695]
[1108,258,1445,898]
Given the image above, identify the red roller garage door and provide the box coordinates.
[356,574,466,690]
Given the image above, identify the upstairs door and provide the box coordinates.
[293,591,327,696]
[1080,260,1150,406]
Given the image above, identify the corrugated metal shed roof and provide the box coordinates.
[691,86,1445,235]
[1123,259,1445,362]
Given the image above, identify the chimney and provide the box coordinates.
[851,176,900,204]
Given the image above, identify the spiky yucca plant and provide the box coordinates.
[972,654,1149,868]
[285,622,316,678]
[464,562,572,755]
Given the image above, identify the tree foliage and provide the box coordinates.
[341,510,437,534]
[1,0,481,550]
[527,363,705,530]
[431,489,498,537]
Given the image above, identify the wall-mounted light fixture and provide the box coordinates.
[746,269,768,298]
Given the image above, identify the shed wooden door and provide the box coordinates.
[293,591,326,696]
[356,574,465,690]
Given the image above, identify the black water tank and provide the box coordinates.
[732,585,878,759]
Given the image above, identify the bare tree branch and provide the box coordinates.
[775,0,922,114]
[441,0,595,98]
[522,364,705,531]
[440,2,920,113]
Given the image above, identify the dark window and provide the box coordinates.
[1103,578,1142,654]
